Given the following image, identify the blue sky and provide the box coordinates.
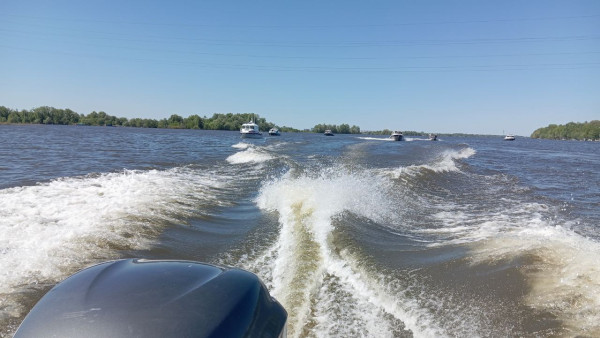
[1,1,598,136]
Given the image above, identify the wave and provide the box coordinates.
[357,136,392,141]
[469,223,600,335]
[231,142,250,149]
[231,146,484,336]
[244,145,600,336]
[249,170,444,337]
[357,136,432,142]
[384,147,476,178]
[0,168,227,319]
[422,188,600,335]
[226,144,276,164]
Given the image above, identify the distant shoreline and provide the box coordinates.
[1,122,514,138]
[4,106,598,140]
[531,121,600,141]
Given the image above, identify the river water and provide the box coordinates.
[1,124,599,337]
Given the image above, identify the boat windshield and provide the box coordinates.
[242,124,257,131]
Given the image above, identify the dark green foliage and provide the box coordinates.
[203,113,272,131]
[531,121,600,141]
[184,115,203,129]
[312,123,361,134]
[0,106,308,132]
[278,126,303,133]
[0,106,84,125]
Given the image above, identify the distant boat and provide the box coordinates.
[429,134,438,141]
[389,131,404,141]
[268,128,280,136]
[240,120,262,139]
[324,130,334,136]
[504,134,515,141]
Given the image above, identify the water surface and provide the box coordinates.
[1,125,599,337]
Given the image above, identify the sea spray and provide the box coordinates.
[469,223,600,336]
[0,167,228,318]
[254,169,446,337]
[385,147,477,178]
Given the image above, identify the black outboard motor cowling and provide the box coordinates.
[15,259,287,338]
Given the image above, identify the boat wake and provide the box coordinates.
[223,143,600,337]
[0,167,229,323]
[384,147,476,178]
[235,170,445,337]
[417,174,600,336]
[357,136,427,142]
[469,222,600,335]
[4,133,598,337]
[231,142,251,149]
[227,144,276,164]
[356,136,393,141]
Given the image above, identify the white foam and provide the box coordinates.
[226,146,275,164]
[422,201,549,246]
[357,136,391,141]
[385,147,476,178]
[253,170,445,337]
[405,137,434,142]
[424,196,600,335]
[0,168,226,317]
[469,224,600,335]
[357,136,427,142]
[231,142,250,149]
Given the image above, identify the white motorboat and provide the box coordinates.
[268,128,280,136]
[390,131,404,141]
[324,129,334,136]
[504,134,515,141]
[429,134,438,141]
[240,120,263,139]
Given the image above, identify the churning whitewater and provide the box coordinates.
[1,125,599,337]
[250,170,444,337]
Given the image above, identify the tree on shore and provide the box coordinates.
[312,123,361,134]
[0,106,305,132]
[531,121,600,141]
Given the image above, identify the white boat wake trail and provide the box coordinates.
[0,168,227,320]
[249,170,445,338]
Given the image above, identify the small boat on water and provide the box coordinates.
[324,130,334,136]
[504,134,515,141]
[429,134,438,141]
[240,120,263,139]
[268,128,280,136]
[390,131,404,141]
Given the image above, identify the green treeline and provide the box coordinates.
[0,106,304,132]
[0,106,369,134]
[531,121,600,141]
[311,123,361,134]
[365,129,429,136]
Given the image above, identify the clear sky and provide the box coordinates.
[1,1,599,136]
